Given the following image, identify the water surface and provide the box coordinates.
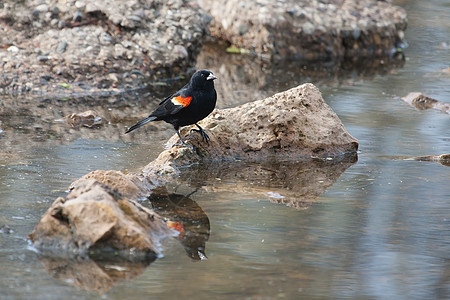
[1,1,449,299]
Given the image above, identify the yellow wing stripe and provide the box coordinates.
[172,95,192,107]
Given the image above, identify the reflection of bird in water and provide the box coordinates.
[147,188,210,261]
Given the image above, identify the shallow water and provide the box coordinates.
[1,0,450,299]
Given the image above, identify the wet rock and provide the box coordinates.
[58,110,103,128]
[73,170,152,199]
[28,179,174,259]
[197,0,407,61]
[142,83,358,177]
[401,92,450,115]
[406,154,450,167]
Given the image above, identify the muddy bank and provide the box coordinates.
[0,0,211,94]
[1,0,407,95]
[198,0,407,61]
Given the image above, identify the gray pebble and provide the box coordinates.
[127,15,142,22]
[56,41,68,54]
[73,11,83,22]
[32,10,40,19]
[58,20,66,29]
[38,56,49,62]
[52,6,59,17]
[99,33,113,45]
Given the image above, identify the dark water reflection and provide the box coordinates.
[1,0,450,299]
[147,187,211,261]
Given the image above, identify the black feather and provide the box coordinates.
[125,116,157,133]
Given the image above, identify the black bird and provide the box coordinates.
[125,70,217,148]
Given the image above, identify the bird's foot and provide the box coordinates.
[191,128,210,145]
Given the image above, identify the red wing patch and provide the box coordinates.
[171,95,192,107]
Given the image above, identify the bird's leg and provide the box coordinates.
[191,123,210,145]
[173,129,195,150]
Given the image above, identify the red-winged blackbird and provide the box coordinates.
[125,70,217,147]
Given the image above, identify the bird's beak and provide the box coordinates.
[207,73,217,81]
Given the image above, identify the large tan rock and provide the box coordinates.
[28,179,174,259]
[143,83,358,177]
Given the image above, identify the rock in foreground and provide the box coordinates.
[28,179,174,259]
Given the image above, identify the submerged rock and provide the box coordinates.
[405,154,450,167]
[179,157,357,209]
[58,110,103,127]
[401,92,450,115]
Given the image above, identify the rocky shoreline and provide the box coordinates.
[0,0,407,95]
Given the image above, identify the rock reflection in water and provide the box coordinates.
[37,255,152,293]
[147,187,211,261]
[197,41,405,107]
[180,154,358,209]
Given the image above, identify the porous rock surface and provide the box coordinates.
[197,0,408,61]
[28,179,173,259]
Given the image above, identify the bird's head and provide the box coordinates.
[190,70,217,90]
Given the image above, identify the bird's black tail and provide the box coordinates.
[125,116,157,133]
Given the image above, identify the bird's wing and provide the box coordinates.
[152,89,192,118]
[159,81,190,105]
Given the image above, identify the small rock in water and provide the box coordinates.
[266,192,285,199]
[61,110,103,128]
[0,225,12,234]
